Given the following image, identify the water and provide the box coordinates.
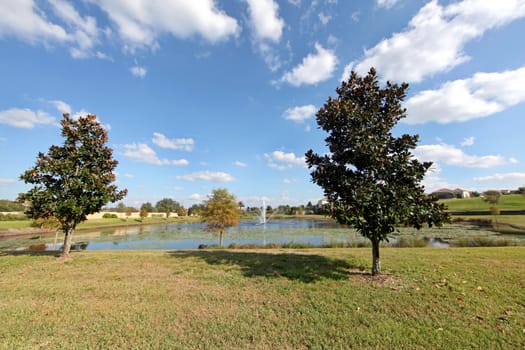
[52,219,360,251]
[3,219,523,251]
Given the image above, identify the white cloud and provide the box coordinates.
[71,109,112,131]
[189,193,207,201]
[0,0,68,44]
[124,173,134,179]
[414,144,511,168]
[50,100,72,114]
[245,0,284,42]
[405,66,525,124]
[345,0,525,83]
[264,151,305,170]
[421,166,464,193]
[91,0,240,51]
[0,0,102,58]
[0,108,57,128]
[152,133,194,151]
[130,65,147,78]
[474,172,525,183]
[283,105,317,123]
[461,137,475,147]
[278,43,338,86]
[0,178,16,185]
[176,171,235,182]
[318,12,331,25]
[376,0,399,9]
[234,161,247,167]
[123,143,188,166]
[48,0,100,58]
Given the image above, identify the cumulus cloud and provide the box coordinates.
[176,171,235,182]
[283,105,317,123]
[48,0,100,58]
[414,143,512,168]
[277,43,338,86]
[233,161,247,167]
[91,0,240,51]
[0,0,68,44]
[474,172,525,183]
[344,0,525,83]
[0,0,102,58]
[49,100,72,114]
[123,143,188,166]
[245,0,284,42]
[130,65,147,78]
[264,151,305,170]
[244,0,285,72]
[405,66,525,124]
[152,133,194,151]
[0,108,57,128]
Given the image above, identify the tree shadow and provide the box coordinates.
[169,250,365,283]
[0,250,61,257]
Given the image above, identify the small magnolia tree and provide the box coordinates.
[201,188,240,247]
[18,114,127,257]
[306,68,448,275]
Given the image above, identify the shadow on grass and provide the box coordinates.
[0,249,61,257]
[169,250,364,283]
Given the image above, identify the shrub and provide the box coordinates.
[393,236,428,248]
[102,213,118,219]
[0,213,27,221]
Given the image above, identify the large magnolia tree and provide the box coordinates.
[18,114,127,257]
[201,188,240,247]
[306,68,448,275]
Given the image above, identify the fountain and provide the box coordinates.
[259,199,267,225]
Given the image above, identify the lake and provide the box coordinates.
[3,218,523,251]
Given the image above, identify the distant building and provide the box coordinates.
[317,198,329,207]
[431,188,471,199]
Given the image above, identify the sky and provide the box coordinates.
[1,0,525,209]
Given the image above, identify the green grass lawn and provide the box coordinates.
[0,248,523,349]
[442,194,525,212]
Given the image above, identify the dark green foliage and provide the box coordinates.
[155,198,183,217]
[102,213,119,219]
[18,114,127,256]
[140,202,155,213]
[306,68,448,275]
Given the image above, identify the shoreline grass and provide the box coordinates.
[0,247,523,349]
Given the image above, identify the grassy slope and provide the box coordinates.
[0,248,523,349]
[442,194,525,212]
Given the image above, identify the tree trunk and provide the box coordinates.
[371,238,381,275]
[219,230,224,247]
[61,227,74,257]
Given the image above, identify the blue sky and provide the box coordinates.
[1,0,525,209]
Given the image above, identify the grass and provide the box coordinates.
[0,216,200,232]
[0,248,523,349]
[442,194,525,212]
